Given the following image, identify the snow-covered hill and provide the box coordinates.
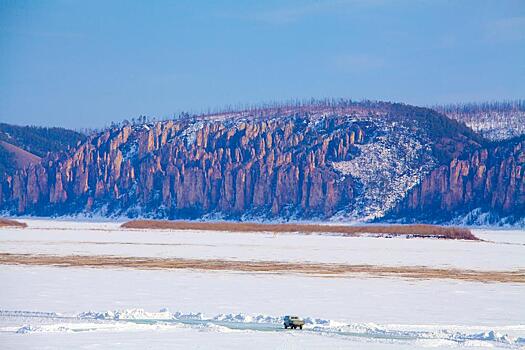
[436,101,525,141]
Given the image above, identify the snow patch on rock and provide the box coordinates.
[180,121,204,145]
[447,110,525,141]
[332,119,436,221]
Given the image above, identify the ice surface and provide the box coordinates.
[1,265,524,327]
[1,219,523,271]
[0,220,524,349]
[473,229,525,245]
[3,309,524,347]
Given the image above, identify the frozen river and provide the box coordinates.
[0,219,524,349]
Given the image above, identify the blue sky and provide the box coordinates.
[1,0,524,128]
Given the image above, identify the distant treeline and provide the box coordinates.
[97,98,397,132]
[193,98,395,119]
[113,99,525,133]
[434,100,525,114]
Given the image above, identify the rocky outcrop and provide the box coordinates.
[1,102,524,224]
[394,139,525,221]
[0,108,373,219]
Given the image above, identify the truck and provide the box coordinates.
[283,315,304,329]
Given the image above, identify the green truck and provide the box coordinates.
[283,315,304,329]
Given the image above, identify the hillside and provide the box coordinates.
[0,123,86,175]
[390,135,525,225]
[436,101,525,141]
[0,101,523,225]
[0,141,41,169]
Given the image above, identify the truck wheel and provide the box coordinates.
[284,325,287,329]
[299,325,303,330]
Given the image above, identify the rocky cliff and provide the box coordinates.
[1,102,523,224]
[393,137,525,224]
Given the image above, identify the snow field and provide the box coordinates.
[0,219,524,271]
[0,220,524,349]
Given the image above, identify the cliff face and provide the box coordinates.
[1,102,523,224]
[0,108,371,219]
[394,139,525,223]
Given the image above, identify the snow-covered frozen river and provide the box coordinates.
[0,219,523,271]
[0,219,524,349]
[1,265,524,349]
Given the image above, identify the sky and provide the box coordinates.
[0,0,524,128]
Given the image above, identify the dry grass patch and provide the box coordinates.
[121,220,478,240]
[0,253,521,283]
[0,218,27,228]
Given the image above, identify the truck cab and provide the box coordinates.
[283,315,304,329]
